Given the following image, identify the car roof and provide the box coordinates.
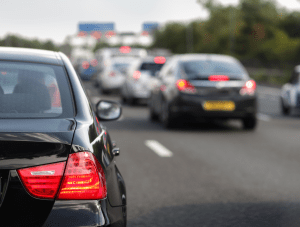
[0,47,63,65]
[173,54,238,63]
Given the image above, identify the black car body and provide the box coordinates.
[149,54,257,129]
[0,47,126,227]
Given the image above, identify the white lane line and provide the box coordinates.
[145,140,173,157]
[257,113,272,122]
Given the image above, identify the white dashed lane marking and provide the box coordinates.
[145,140,173,157]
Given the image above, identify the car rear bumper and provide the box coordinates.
[43,199,126,227]
[170,94,257,119]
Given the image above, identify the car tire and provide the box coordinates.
[242,116,257,130]
[127,98,137,106]
[281,98,290,115]
[121,96,127,104]
[149,107,159,121]
[160,100,174,128]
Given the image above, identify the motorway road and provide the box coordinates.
[84,81,300,227]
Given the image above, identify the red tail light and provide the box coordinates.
[208,75,229,81]
[17,162,66,199]
[240,80,256,95]
[82,61,90,69]
[176,79,196,94]
[57,152,107,200]
[133,71,141,80]
[109,71,116,77]
[90,59,98,67]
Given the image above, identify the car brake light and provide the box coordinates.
[109,71,116,77]
[133,71,141,80]
[240,80,256,95]
[17,162,66,199]
[119,46,131,53]
[176,79,196,94]
[82,61,90,69]
[208,75,229,81]
[90,59,98,67]
[57,152,107,200]
[154,56,166,64]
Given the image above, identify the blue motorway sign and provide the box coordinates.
[143,23,159,32]
[78,23,114,33]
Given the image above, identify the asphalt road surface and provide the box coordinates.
[84,80,300,227]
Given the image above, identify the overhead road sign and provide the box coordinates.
[78,23,114,33]
[143,22,159,32]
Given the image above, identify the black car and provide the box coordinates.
[149,54,257,130]
[0,47,126,227]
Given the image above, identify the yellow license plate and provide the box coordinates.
[203,101,235,111]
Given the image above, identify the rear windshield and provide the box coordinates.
[0,61,74,118]
[139,63,164,75]
[181,60,247,80]
[113,63,129,71]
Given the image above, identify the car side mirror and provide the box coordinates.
[96,100,122,121]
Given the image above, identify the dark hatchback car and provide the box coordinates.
[0,47,126,227]
[149,54,257,130]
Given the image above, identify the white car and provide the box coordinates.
[121,56,166,105]
[281,65,300,115]
[97,57,137,94]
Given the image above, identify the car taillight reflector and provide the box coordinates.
[57,152,107,200]
[176,79,196,94]
[17,162,66,199]
[208,75,229,81]
[133,71,141,80]
[240,80,256,95]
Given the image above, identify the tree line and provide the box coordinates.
[151,0,300,69]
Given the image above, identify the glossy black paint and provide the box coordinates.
[0,48,126,227]
[150,55,257,125]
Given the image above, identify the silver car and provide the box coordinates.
[281,65,300,115]
[121,56,166,105]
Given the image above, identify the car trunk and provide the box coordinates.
[189,80,246,97]
[0,118,75,227]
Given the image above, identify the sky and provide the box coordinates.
[1,0,300,44]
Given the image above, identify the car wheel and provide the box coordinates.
[281,98,290,115]
[128,98,137,106]
[160,100,174,128]
[242,116,257,130]
[121,96,127,104]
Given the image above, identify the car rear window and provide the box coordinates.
[0,61,74,118]
[139,63,164,75]
[113,63,129,71]
[181,60,248,80]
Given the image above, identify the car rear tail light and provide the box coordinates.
[208,75,229,81]
[57,152,107,200]
[82,61,90,69]
[133,71,141,80]
[109,71,116,77]
[240,80,256,95]
[90,59,98,67]
[17,162,66,199]
[176,79,196,94]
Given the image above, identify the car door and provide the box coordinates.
[282,67,300,107]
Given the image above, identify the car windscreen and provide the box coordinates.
[181,60,248,80]
[139,63,164,76]
[0,61,74,118]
